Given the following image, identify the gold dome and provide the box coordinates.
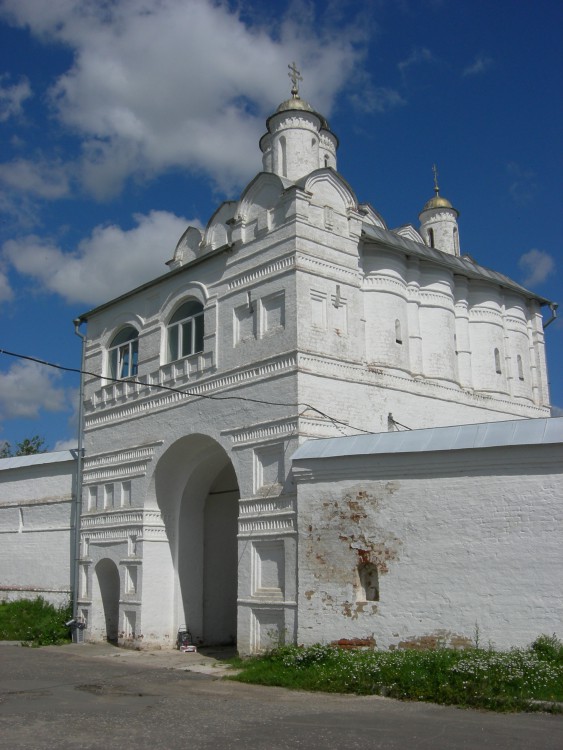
[422,194,454,211]
[274,94,330,131]
[420,165,457,214]
[276,95,314,115]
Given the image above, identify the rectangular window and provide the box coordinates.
[128,535,138,556]
[80,565,88,598]
[88,486,98,511]
[121,481,131,507]
[104,484,114,509]
[125,566,137,594]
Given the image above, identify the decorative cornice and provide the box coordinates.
[270,114,319,132]
[81,528,137,543]
[362,275,407,296]
[504,315,529,330]
[418,289,454,308]
[82,462,148,483]
[239,495,295,516]
[227,255,295,291]
[238,517,295,535]
[296,253,359,283]
[85,353,298,429]
[319,133,336,149]
[82,510,144,528]
[223,417,298,446]
[469,308,503,323]
[81,509,164,529]
[83,443,161,472]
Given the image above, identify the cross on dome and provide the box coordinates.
[432,163,440,195]
[288,61,302,98]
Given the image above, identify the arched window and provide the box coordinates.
[428,227,435,248]
[395,319,402,344]
[517,354,524,381]
[494,348,502,374]
[279,136,287,178]
[324,154,329,168]
[453,226,459,254]
[109,327,139,379]
[167,300,204,361]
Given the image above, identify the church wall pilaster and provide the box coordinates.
[406,257,423,377]
[453,275,472,388]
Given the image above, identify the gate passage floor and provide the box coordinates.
[0,642,561,750]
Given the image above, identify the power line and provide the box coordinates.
[0,347,376,436]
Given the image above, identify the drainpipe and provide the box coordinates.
[543,302,558,329]
[73,318,86,630]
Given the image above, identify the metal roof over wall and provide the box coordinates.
[292,417,563,462]
[0,450,76,472]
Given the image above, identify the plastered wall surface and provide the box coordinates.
[0,454,75,605]
[293,439,562,651]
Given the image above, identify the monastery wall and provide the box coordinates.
[292,426,563,652]
[0,453,75,606]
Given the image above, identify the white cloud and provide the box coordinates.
[398,47,435,76]
[0,265,13,303]
[349,86,405,114]
[0,159,71,199]
[506,161,537,205]
[0,359,68,420]
[3,210,196,305]
[518,249,555,288]
[463,53,493,77]
[0,0,367,198]
[0,73,32,121]
[53,438,78,451]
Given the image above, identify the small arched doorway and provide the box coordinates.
[151,435,240,646]
[93,558,120,642]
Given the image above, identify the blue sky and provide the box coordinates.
[0,0,561,452]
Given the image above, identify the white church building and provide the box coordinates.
[2,72,561,653]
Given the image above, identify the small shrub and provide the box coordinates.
[530,634,563,664]
[0,597,73,646]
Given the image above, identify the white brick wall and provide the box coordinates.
[0,453,75,606]
[293,428,563,650]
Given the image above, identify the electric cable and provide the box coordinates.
[0,347,376,436]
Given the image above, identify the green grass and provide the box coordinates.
[230,635,563,713]
[0,597,73,646]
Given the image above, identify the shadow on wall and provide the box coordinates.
[95,558,120,642]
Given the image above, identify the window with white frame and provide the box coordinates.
[167,300,204,361]
[109,326,139,379]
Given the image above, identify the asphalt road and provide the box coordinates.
[0,642,561,750]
